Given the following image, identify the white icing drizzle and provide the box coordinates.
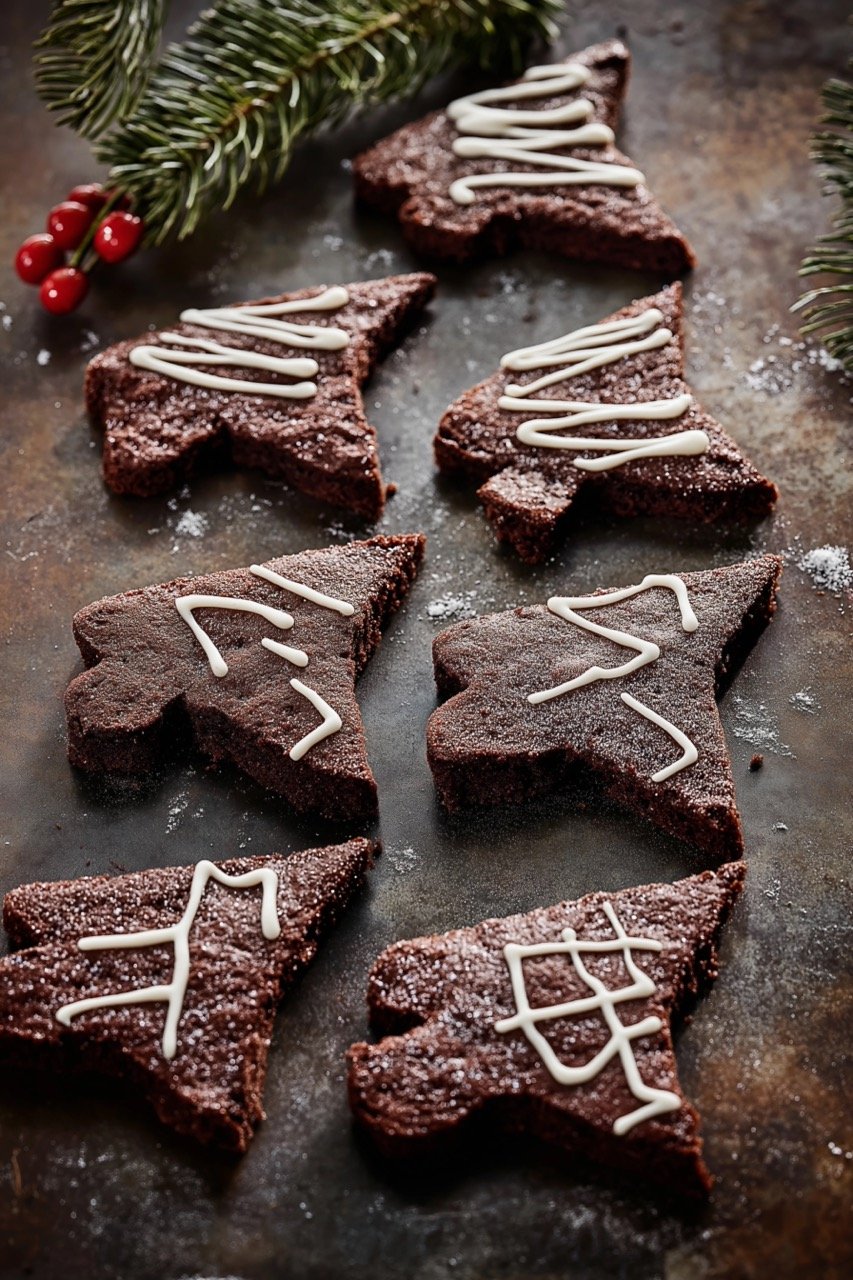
[249,564,355,616]
[175,594,295,678]
[261,637,309,668]
[498,307,709,470]
[174,565,356,760]
[620,692,698,783]
[529,575,698,702]
[288,679,343,761]
[503,309,670,388]
[494,899,681,1135]
[445,63,643,206]
[128,285,350,400]
[528,574,699,783]
[55,860,281,1061]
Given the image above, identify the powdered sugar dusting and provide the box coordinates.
[789,687,820,715]
[165,791,190,834]
[426,592,477,622]
[730,695,795,758]
[742,327,850,395]
[174,510,209,539]
[386,845,419,874]
[795,545,852,596]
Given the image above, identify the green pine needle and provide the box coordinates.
[95,0,560,243]
[794,67,853,373]
[34,0,167,140]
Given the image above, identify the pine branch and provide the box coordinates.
[97,0,560,244]
[794,67,853,373]
[34,0,167,140]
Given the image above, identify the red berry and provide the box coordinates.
[67,183,107,211]
[94,211,143,263]
[15,233,62,284]
[47,201,93,250]
[39,267,89,315]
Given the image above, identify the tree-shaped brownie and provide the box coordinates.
[65,534,424,822]
[86,273,435,516]
[435,283,778,562]
[427,556,782,860]
[354,41,694,272]
[348,862,744,1197]
[1,839,374,1150]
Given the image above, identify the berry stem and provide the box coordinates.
[69,189,127,270]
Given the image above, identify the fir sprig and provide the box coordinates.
[96,0,560,243]
[794,67,853,373]
[34,0,167,140]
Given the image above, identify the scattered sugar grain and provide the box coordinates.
[166,791,189,833]
[364,248,394,270]
[426,591,477,622]
[386,845,418,874]
[789,687,820,714]
[796,544,852,595]
[174,510,209,539]
[731,694,795,758]
[741,326,850,394]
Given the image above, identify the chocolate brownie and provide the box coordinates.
[353,41,694,272]
[436,283,779,563]
[85,272,436,514]
[1,839,375,1151]
[65,534,424,822]
[348,861,745,1197]
[427,556,782,860]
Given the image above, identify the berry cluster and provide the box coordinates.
[14,184,144,315]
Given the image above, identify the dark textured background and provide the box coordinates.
[1,2,851,1278]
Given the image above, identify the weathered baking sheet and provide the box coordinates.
[1,2,851,1276]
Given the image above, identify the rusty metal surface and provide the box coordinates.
[1,2,851,1277]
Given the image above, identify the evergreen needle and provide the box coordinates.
[35,0,167,140]
[795,63,853,375]
[92,0,560,243]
